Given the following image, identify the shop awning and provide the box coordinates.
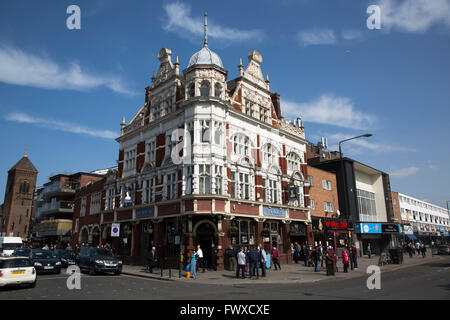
[405,235,417,240]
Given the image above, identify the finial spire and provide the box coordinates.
[24,150,28,158]
[204,12,208,47]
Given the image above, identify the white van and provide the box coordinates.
[0,237,23,256]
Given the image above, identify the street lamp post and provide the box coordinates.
[338,133,372,269]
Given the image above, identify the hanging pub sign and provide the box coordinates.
[123,187,133,205]
[288,185,298,201]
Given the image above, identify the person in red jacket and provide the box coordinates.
[342,250,349,273]
[272,247,281,270]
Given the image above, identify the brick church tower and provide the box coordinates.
[0,153,38,239]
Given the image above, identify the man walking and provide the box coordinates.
[248,246,260,279]
[147,246,156,273]
[196,245,205,273]
[415,241,421,255]
[236,248,246,279]
[312,247,321,272]
[210,243,218,271]
[302,243,309,266]
[420,243,426,258]
[259,245,267,277]
[367,242,372,259]
[225,245,235,271]
[294,242,300,264]
[351,244,358,269]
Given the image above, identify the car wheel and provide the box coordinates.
[55,269,61,274]
[89,265,96,275]
[114,271,121,276]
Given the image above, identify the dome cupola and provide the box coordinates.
[187,13,223,68]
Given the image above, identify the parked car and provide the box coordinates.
[12,248,32,258]
[437,245,450,255]
[31,250,61,274]
[53,250,77,268]
[0,257,37,288]
[77,247,122,275]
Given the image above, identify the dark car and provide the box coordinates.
[31,250,61,274]
[12,248,32,258]
[53,250,77,268]
[437,245,450,255]
[77,247,122,275]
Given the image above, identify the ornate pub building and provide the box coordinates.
[72,18,312,269]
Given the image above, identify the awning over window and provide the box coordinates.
[405,235,417,240]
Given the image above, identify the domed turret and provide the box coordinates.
[187,13,223,68]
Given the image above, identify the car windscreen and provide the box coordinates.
[12,249,31,256]
[32,251,56,259]
[95,248,115,257]
[58,251,74,258]
[0,258,32,268]
[2,243,22,250]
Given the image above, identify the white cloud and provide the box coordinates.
[5,112,117,139]
[163,2,264,43]
[324,133,416,153]
[296,28,336,47]
[282,95,377,130]
[378,0,450,33]
[341,29,365,41]
[390,166,420,177]
[0,45,136,95]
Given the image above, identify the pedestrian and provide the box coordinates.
[244,247,249,273]
[196,245,206,273]
[408,243,413,258]
[293,242,300,264]
[189,250,197,279]
[236,247,246,279]
[319,244,324,268]
[367,242,372,259]
[333,248,338,272]
[147,246,156,273]
[351,244,358,269]
[210,243,218,271]
[312,247,321,272]
[225,245,235,271]
[342,250,349,273]
[259,245,267,277]
[272,246,281,270]
[302,243,308,266]
[415,241,421,255]
[420,243,426,258]
[248,246,260,279]
[42,243,49,250]
[290,243,294,264]
[325,248,336,276]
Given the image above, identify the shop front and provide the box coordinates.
[311,217,353,253]
[289,222,307,247]
[356,222,401,255]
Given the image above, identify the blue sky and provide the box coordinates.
[0,0,449,208]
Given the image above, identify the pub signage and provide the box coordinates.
[381,223,400,233]
[263,206,286,218]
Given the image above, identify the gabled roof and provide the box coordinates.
[9,155,38,173]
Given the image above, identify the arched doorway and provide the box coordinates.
[102,225,112,246]
[80,228,89,245]
[92,226,100,247]
[195,222,217,269]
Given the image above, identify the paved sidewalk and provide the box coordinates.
[121,253,445,285]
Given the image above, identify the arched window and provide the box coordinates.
[287,152,301,171]
[199,164,211,194]
[214,83,222,98]
[262,143,278,163]
[200,80,210,97]
[233,134,250,156]
[20,181,30,194]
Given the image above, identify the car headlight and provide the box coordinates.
[34,262,42,266]
[95,260,104,264]
[61,258,67,262]
[55,261,61,265]
[118,260,123,265]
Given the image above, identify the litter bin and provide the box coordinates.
[389,248,403,264]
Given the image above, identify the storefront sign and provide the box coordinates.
[312,217,352,231]
[111,223,120,237]
[263,206,286,218]
[439,226,445,232]
[357,223,382,234]
[403,225,414,235]
[381,223,400,233]
[136,207,154,219]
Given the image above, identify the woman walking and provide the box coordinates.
[189,250,197,279]
[342,250,349,273]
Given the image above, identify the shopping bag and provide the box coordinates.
[244,265,248,273]
[185,264,190,272]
